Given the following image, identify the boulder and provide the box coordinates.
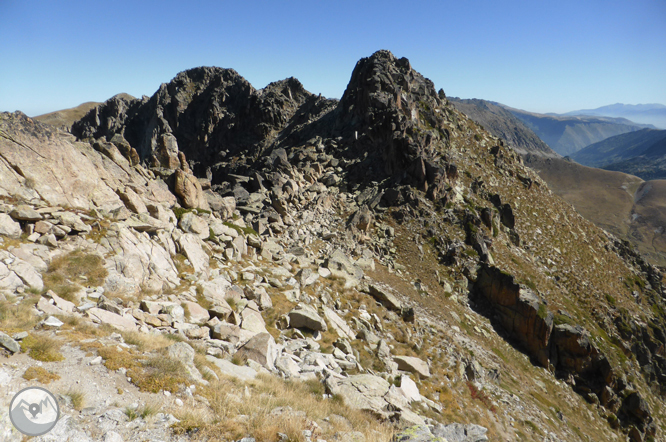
[394,425,447,442]
[209,322,242,344]
[177,234,209,275]
[173,169,210,210]
[179,212,210,239]
[182,301,210,324]
[87,307,137,331]
[205,356,257,381]
[240,305,268,334]
[432,423,489,442]
[198,277,232,305]
[289,304,328,332]
[325,374,391,417]
[323,307,355,340]
[10,205,42,221]
[167,341,195,365]
[235,332,280,370]
[117,187,148,214]
[0,331,20,353]
[0,214,21,238]
[367,283,403,311]
[393,355,431,378]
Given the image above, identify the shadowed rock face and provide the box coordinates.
[72,67,318,178]
[72,51,458,200]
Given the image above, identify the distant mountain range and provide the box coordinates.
[504,106,653,156]
[450,97,666,266]
[563,103,666,129]
[448,98,557,157]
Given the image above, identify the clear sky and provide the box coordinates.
[1,0,664,116]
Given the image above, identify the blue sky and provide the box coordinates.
[1,0,664,116]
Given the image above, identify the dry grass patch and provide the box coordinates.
[22,366,60,384]
[20,334,64,362]
[121,331,174,352]
[63,388,85,411]
[0,295,42,332]
[173,374,394,442]
[43,249,107,301]
[97,346,188,393]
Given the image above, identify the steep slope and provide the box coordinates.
[506,106,652,156]
[449,98,558,157]
[2,51,666,442]
[525,155,666,266]
[564,103,666,129]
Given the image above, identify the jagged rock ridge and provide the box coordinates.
[1,51,666,441]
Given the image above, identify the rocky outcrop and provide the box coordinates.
[474,264,553,367]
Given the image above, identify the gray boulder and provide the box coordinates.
[288,304,328,332]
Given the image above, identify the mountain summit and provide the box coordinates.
[0,51,665,441]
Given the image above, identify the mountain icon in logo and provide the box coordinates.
[9,386,60,436]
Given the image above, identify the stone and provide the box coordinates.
[235,333,280,370]
[241,306,268,334]
[198,277,232,305]
[474,264,553,367]
[0,331,20,353]
[117,187,148,214]
[177,234,209,275]
[46,291,75,312]
[393,355,431,378]
[43,316,64,328]
[367,283,403,311]
[10,205,42,221]
[179,212,210,239]
[167,342,195,365]
[432,423,489,442]
[394,426,447,442]
[173,168,210,210]
[182,301,210,324]
[34,220,54,234]
[399,375,421,402]
[208,301,234,321]
[9,259,44,290]
[209,322,242,344]
[218,196,236,220]
[275,355,301,378]
[289,304,328,332]
[323,307,355,340]
[325,374,391,416]
[205,356,257,381]
[87,307,138,331]
[0,213,21,238]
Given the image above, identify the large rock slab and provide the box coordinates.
[432,423,489,442]
[87,307,137,331]
[0,331,20,353]
[10,205,42,221]
[0,214,21,238]
[177,233,209,275]
[367,283,403,311]
[325,374,391,416]
[235,332,280,370]
[288,304,327,332]
[323,307,355,340]
[393,355,431,378]
[206,356,257,381]
[105,226,179,293]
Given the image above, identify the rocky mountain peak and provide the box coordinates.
[4,52,666,442]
